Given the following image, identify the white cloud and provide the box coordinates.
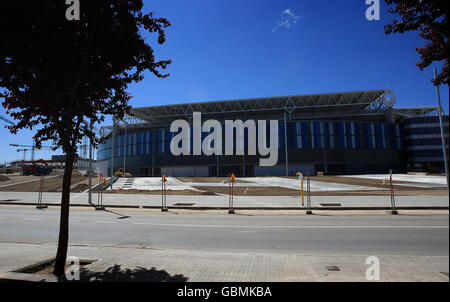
[272,8,301,32]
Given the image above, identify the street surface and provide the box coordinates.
[0,207,448,255]
[0,206,448,281]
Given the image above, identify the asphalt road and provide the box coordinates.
[0,206,448,256]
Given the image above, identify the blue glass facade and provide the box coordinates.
[97,120,403,163]
[98,129,174,161]
[403,116,449,172]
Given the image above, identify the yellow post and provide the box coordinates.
[301,178,304,206]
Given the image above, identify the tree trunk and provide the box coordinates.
[53,151,76,277]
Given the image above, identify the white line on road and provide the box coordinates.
[131,222,449,229]
[22,218,42,221]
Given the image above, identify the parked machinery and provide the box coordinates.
[21,159,53,176]
[113,168,132,178]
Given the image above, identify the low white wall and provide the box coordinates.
[161,166,209,177]
[97,160,109,176]
[255,164,315,176]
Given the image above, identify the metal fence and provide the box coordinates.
[98,171,448,212]
[304,171,448,211]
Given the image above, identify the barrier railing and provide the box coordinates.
[161,175,168,212]
[306,173,312,215]
[305,171,448,210]
[389,170,398,215]
[93,171,447,211]
[36,175,47,209]
[95,175,106,210]
[228,174,235,214]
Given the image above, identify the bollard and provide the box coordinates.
[389,170,398,215]
[36,175,47,209]
[296,172,304,207]
[161,174,168,212]
[306,173,312,215]
[228,173,235,214]
[95,175,105,210]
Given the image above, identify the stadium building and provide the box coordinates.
[97,89,449,177]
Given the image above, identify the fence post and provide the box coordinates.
[389,169,398,215]
[228,173,235,214]
[161,174,168,212]
[36,175,47,209]
[296,172,304,207]
[306,172,312,215]
[95,175,105,210]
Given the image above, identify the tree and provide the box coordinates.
[384,0,448,86]
[0,0,171,277]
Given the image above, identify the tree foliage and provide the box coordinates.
[0,0,171,276]
[384,0,448,85]
[0,0,171,149]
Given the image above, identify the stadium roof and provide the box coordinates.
[99,89,439,136]
[130,89,396,122]
[394,106,440,118]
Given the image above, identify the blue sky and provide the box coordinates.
[1,0,448,162]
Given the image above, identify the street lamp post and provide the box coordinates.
[88,121,93,204]
[434,68,449,188]
[121,119,129,177]
[111,116,115,178]
[123,124,127,176]
[284,112,288,176]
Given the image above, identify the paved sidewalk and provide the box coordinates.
[0,242,447,282]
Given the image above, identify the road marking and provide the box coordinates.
[131,222,449,229]
[23,218,42,221]
[93,221,117,224]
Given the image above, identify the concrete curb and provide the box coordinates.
[0,201,448,211]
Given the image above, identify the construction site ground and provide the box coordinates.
[0,170,99,193]
[0,172,448,199]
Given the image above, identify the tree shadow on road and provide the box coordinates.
[79,264,188,282]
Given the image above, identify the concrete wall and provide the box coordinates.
[255,164,315,176]
[97,160,109,176]
[76,158,97,170]
[161,166,209,177]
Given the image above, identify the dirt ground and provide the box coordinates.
[0,170,97,193]
[310,175,444,190]
[0,175,10,182]
[1,173,447,196]
[191,186,448,196]
[192,186,301,196]
[99,175,448,196]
